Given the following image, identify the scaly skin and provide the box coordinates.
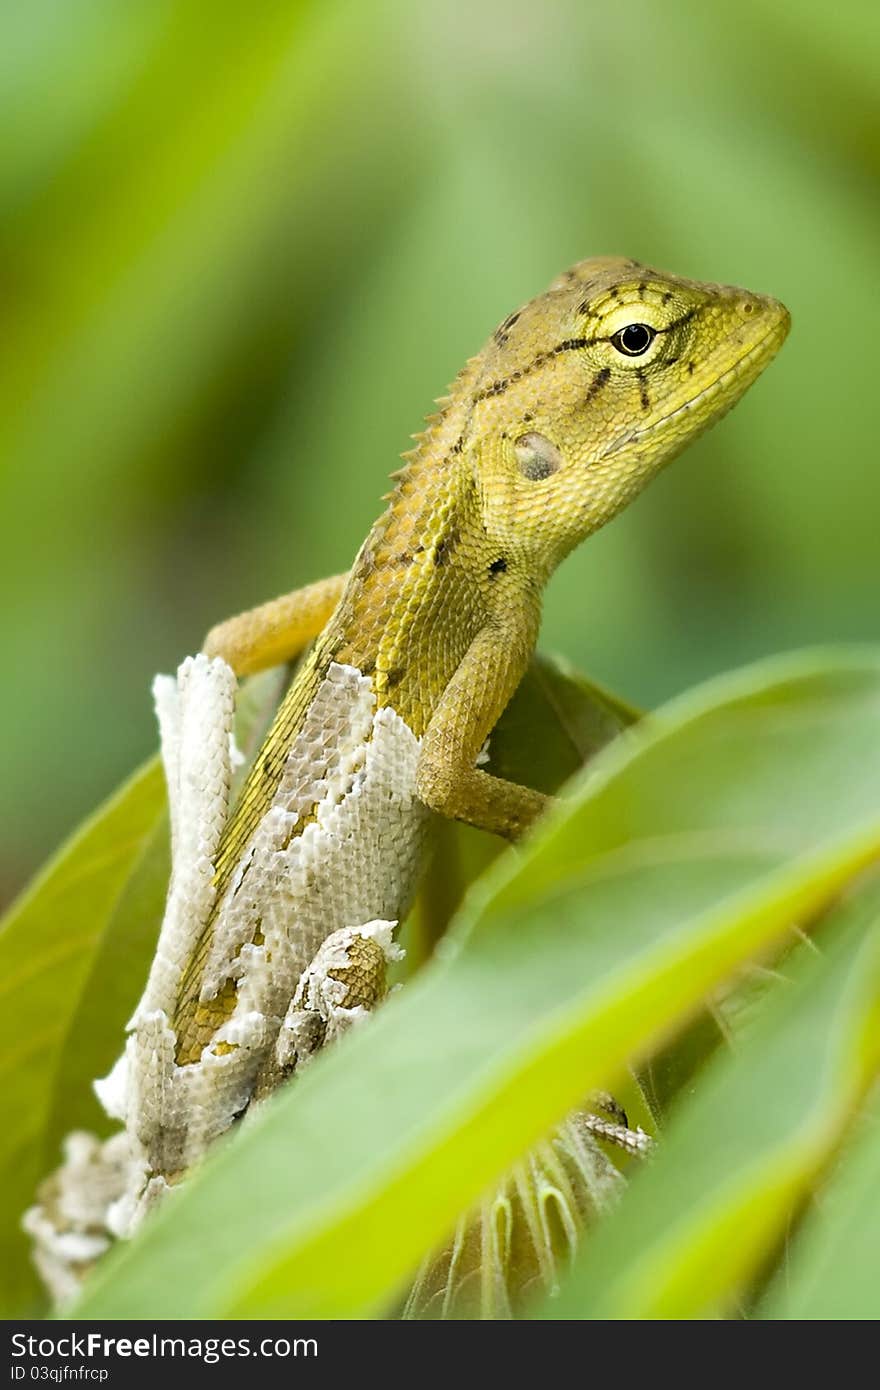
[174,255,789,1063]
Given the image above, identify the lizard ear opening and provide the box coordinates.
[514,432,562,481]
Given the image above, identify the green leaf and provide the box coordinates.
[758,1095,880,1320]
[0,666,284,1316]
[70,648,880,1319]
[536,873,880,1319]
[0,755,166,1316]
[2,648,635,1311]
[488,652,640,794]
[636,1003,730,1124]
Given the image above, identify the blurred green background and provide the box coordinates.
[1,0,877,909]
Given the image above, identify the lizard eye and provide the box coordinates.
[610,323,656,357]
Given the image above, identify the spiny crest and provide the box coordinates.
[383,356,483,501]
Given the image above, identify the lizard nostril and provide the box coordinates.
[739,300,757,317]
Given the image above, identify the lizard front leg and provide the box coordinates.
[416,606,548,841]
[202,572,347,675]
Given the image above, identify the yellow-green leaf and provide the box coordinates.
[536,874,880,1319]
[0,756,166,1316]
[70,648,880,1319]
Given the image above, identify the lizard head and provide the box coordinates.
[470,256,790,578]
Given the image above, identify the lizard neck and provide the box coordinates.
[208,374,492,912]
[325,371,492,735]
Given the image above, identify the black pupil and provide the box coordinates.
[616,323,654,355]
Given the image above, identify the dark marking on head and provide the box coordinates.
[667,308,697,333]
[396,551,413,566]
[383,666,405,688]
[637,281,647,296]
[641,308,697,342]
[473,338,589,403]
[522,411,534,423]
[576,280,601,313]
[473,308,697,406]
[637,369,651,413]
[488,557,508,577]
[451,434,464,455]
[585,366,611,404]
[609,285,620,300]
[359,657,376,676]
[687,360,696,375]
[493,310,521,346]
[663,291,674,305]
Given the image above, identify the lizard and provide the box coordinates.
[97,255,791,1201]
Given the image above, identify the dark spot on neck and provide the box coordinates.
[434,524,459,566]
[488,557,508,577]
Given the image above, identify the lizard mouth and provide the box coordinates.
[598,317,788,460]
